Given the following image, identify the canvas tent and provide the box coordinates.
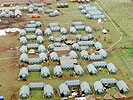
[50,52,59,62]
[48,44,54,50]
[74,25,85,30]
[69,51,78,59]
[20,45,27,54]
[93,81,104,95]
[19,29,27,37]
[91,14,106,20]
[27,65,42,72]
[58,83,70,97]
[88,55,103,61]
[19,67,29,80]
[20,53,28,63]
[61,36,67,41]
[80,82,91,95]
[45,9,54,14]
[60,27,67,35]
[36,21,42,27]
[39,52,48,61]
[28,58,42,64]
[41,67,50,78]
[94,42,103,50]
[78,41,94,46]
[85,26,93,33]
[27,44,39,49]
[50,27,60,32]
[37,36,44,44]
[107,63,118,74]
[44,28,52,36]
[80,50,89,60]
[72,43,80,51]
[35,28,43,36]
[65,80,81,88]
[98,49,108,58]
[49,36,55,42]
[38,45,47,53]
[25,28,36,33]
[60,64,75,70]
[19,85,30,99]
[86,64,98,75]
[26,35,37,40]
[74,65,84,76]
[92,61,107,68]
[53,66,63,77]
[70,27,77,34]
[20,37,27,45]
[72,22,83,26]
[48,23,60,28]
[25,24,37,28]
[116,80,130,94]
[100,78,118,87]
[28,82,45,90]
[43,85,55,99]
[38,7,43,13]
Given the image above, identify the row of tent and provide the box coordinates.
[76,34,94,41]
[70,21,93,34]
[48,43,68,51]
[44,9,60,17]
[19,83,54,99]
[19,66,50,80]
[86,62,118,75]
[93,78,130,95]
[48,36,67,42]
[0,8,22,18]
[79,4,106,20]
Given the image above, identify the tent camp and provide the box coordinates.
[20,37,27,45]
[69,51,78,59]
[70,27,77,34]
[60,27,67,35]
[65,80,81,88]
[28,82,45,90]
[93,81,104,95]
[94,42,103,50]
[44,28,52,36]
[74,65,84,76]
[80,82,91,95]
[100,78,118,87]
[80,50,89,60]
[72,43,80,51]
[39,52,48,61]
[53,66,63,78]
[19,67,29,80]
[19,85,30,99]
[38,45,47,53]
[116,80,130,94]
[49,52,59,62]
[37,36,44,44]
[20,53,28,63]
[43,85,55,99]
[27,65,42,72]
[58,83,70,97]
[20,45,27,54]
[41,67,50,78]
[92,61,107,68]
[107,63,118,74]
[86,64,98,75]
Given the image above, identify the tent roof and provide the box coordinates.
[85,95,95,100]
[103,93,113,100]
[65,80,81,86]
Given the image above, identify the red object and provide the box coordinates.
[32,16,35,18]
[37,16,40,18]
[39,2,42,3]
[44,1,47,3]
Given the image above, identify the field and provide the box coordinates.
[0,0,133,100]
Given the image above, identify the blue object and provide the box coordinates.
[0,96,4,100]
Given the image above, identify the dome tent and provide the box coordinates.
[86,64,98,75]
[44,28,52,36]
[19,29,27,37]
[39,52,48,62]
[53,66,63,78]
[19,85,30,99]
[80,82,91,95]
[37,36,44,44]
[41,67,50,78]
[49,36,55,42]
[69,51,78,59]
[38,45,46,53]
[60,27,67,35]
[19,67,29,80]
[20,53,28,63]
[70,27,77,34]
[20,45,27,54]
